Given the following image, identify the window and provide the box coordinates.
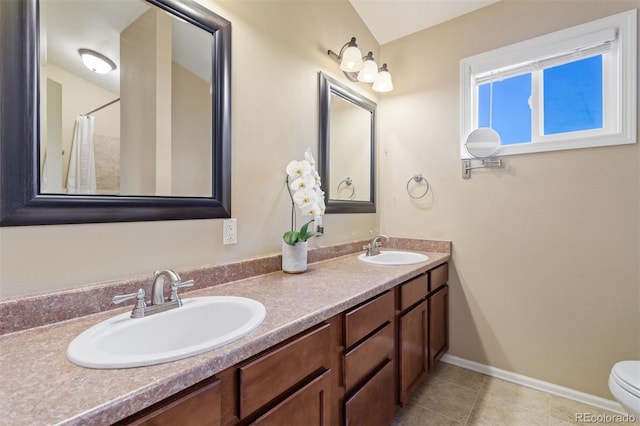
[460,9,637,158]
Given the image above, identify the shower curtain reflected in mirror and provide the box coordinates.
[66,115,96,194]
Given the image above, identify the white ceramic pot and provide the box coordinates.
[282,240,308,273]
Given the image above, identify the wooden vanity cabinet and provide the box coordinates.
[342,290,397,426]
[397,263,449,405]
[118,262,449,426]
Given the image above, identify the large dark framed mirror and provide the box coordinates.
[318,72,375,214]
[0,0,231,226]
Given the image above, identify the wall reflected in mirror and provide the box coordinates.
[319,72,376,214]
[39,0,213,197]
[329,95,372,201]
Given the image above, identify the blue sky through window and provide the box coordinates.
[543,55,603,135]
[478,55,603,144]
[479,74,531,145]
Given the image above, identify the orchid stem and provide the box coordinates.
[286,176,296,232]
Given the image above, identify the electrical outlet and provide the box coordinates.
[223,219,237,245]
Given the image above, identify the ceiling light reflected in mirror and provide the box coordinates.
[78,48,117,74]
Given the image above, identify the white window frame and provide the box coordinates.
[460,9,637,159]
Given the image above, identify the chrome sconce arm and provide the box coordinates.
[462,158,502,179]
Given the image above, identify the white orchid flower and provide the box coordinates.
[293,188,318,208]
[286,160,311,180]
[283,150,326,245]
[289,174,315,192]
[304,148,316,168]
[315,187,326,213]
[301,202,322,217]
[310,168,321,184]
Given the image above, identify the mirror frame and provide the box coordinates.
[318,72,375,214]
[0,0,231,226]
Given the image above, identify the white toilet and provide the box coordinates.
[609,360,640,419]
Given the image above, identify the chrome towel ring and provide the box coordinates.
[406,173,430,199]
[337,177,355,200]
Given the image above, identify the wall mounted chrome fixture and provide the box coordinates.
[406,173,430,199]
[463,129,502,179]
[327,37,393,93]
[462,158,502,179]
[78,48,117,74]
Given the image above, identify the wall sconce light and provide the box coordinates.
[328,37,393,93]
[78,48,117,74]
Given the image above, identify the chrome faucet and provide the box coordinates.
[112,270,194,318]
[363,234,389,256]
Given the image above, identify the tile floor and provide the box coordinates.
[391,362,627,426]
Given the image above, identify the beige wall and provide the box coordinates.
[379,0,640,398]
[330,97,372,201]
[0,0,379,298]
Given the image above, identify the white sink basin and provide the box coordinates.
[358,250,429,266]
[67,296,266,369]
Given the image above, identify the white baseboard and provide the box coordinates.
[441,354,626,415]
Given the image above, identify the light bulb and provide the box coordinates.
[340,38,363,72]
[372,64,393,92]
[357,52,378,83]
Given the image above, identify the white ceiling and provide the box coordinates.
[44,0,500,95]
[349,0,501,45]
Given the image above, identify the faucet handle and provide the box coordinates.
[169,279,195,304]
[112,288,145,305]
[112,289,147,318]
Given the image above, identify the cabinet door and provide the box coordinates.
[252,370,331,426]
[344,360,396,426]
[398,300,428,405]
[429,285,448,369]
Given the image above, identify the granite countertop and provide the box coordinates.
[0,250,449,426]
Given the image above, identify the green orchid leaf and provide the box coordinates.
[283,231,300,246]
[297,219,322,242]
[299,220,311,237]
[283,219,323,244]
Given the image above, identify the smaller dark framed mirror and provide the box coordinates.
[318,72,376,214]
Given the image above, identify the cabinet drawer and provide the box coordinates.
[344,359,396,426]
[344,291,394,348]
[399,274,428,311]
[429,263,448,292]
[253,369,331,426]
[344,322,394,392]
[238,323,331,419]
[120,378,221,426]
